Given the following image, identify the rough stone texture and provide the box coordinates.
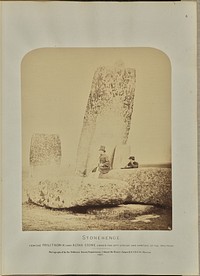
[30,133,61,166]
[26,167,171,209]
[101,168,172,207]
[26,176,130,209]
[76,65,136,176]
[29,133,62,177]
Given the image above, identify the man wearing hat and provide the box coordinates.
[98,145,111,174]
[122,156,139,169]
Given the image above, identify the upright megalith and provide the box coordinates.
[76,64,136,175]
[30,133,61,177]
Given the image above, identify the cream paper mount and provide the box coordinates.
[1,1,199,275]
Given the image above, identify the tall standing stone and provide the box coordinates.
[76,65,136,175]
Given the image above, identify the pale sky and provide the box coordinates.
[22,48,171,170]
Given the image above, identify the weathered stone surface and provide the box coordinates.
[76,65,136,176]
[101,168,172,207]
[26,167,171,209]
[26,176,130,209]
[30,133,61,166]
[29,133,62,177]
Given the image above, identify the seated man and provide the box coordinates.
[90,145,111,178]
[98,145,111,174]
[121,156,138,169]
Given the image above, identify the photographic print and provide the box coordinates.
[2,2,198,275]
[22,48,172,231]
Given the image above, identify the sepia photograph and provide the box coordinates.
[2,1,198,275]
[22,47,172,231]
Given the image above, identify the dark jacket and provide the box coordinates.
[99,153,111,174]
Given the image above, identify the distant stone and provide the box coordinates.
[100,167,172,207]
[29,133,62,177]
[30,133,61,166]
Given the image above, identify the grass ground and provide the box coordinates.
[22,202,172,231]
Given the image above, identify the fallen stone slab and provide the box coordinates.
[26,176,130,209]
[100,167,172,207]
[26,167,171,209]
